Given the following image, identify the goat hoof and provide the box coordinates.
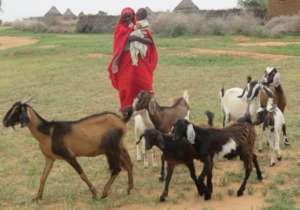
[32,196,42,202]
[258,149,263,153]
[237,190,244,197]
[270,162,276,167]
[101,194,108,199]
[159,177,165,182]
[277,157,282,161]
[204,192,211,200]
[159,196,166,202]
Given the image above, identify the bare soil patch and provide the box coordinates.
[170,48,294,61]
[239,41,300,47]
[38,44,58,49]
[0,36,38,50]
[87,53,108,59]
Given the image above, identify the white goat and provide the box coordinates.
[256,98,287,166]
[134,110,158,168]
[220,76,273,127]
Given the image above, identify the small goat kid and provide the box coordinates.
[256,98,287,166]
[133,90,190,181]
[3,101,133,200]
[172,119,263,200]
[134,110,158,167]
[138,129,204,202]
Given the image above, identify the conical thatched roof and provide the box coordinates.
[79,11,85,16]
[64,8,76,18]
[45,6,62,17]
[174,0,200,13]
[145,6,153,14]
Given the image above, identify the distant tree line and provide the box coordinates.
[238,0,267,10]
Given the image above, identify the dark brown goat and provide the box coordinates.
[137,129,204,202]
[172,119,263,200]
[133,91,190,181]
[3,101,133,201]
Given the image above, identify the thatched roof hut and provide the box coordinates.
[145,7,153,14]
[64,8,76,18]
[173,0,200,14]
[45,6,62,17]
[79,11,85,16]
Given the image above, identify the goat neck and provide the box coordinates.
[146,101,164,132]
[27,107,51,142]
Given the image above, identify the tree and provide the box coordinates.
[238,0,267,10]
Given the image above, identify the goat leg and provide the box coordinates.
[159,155,165,182]
[160,162,174,202]
[282,124,290,146]
[120,148,134,195]
[65,157,98,199]
[204,157,213,200]
[32,158,54,202]
[252,154,263,180]
[237,157,252,197]
[186,161,203,196]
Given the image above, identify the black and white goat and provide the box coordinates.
[138,129,204,202]
[256,98,287,166]
[172,119,263,200]
[220,76,273,127]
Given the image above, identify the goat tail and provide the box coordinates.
[101,128,124,175]
[183,90,189,104]
[205,111,215,127]
[220,87,225,98]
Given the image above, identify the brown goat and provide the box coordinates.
[132,91,190,133]
[260,67,287,113]
[3,101,133,201]
[132,91,190,181]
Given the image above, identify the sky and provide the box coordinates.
[0,0,239,21]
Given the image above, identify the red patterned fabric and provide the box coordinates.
[108,8,158,109]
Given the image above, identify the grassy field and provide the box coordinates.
[0,27,300,210]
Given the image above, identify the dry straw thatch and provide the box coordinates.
[45,6,62,17]
[64,8,76,18]
[174,0,200,14]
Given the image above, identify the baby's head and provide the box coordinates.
[136,8,147,21]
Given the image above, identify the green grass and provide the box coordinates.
[1,27,300,210]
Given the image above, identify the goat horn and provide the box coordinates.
[238,87,247,98]
[136,134,144,145]
[22,97,33,104]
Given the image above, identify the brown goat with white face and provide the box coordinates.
[2,101,133,201]
[260,67,287,113]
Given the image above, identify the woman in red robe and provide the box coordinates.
[108,7,158,118]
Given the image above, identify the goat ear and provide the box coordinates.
[247,76,252,83]
[186,124,196,144]
[263,86,273,98]
[148,98,157,115]
[273,72,281,87]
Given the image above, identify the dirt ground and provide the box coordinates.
[167,48,293,61]
[0,36,38,50]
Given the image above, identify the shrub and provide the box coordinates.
[12,17,77,33]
